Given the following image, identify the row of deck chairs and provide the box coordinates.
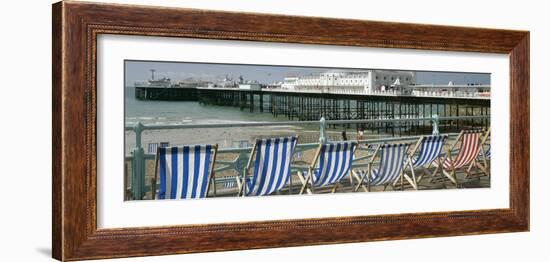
[150,129,490,200]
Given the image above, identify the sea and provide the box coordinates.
[125,87,286,126]
[124,87,329,151]
[124,86,467,151]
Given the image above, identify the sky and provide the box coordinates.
[125,60,490,87]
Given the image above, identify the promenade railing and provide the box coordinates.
[124,115,489,200]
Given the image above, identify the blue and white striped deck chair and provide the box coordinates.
[148,143,159,154]
[239,136,298,197]
[475,144,491,160]
[223,177,237,189]
[481,144,491,172]
[353,143,411,192]
[147,142,169,154]
[153,144,218,200]
[485,145,491,159]
[298,141,357,194]
[405,135,448,189]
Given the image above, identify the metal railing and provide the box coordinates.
[124,115,489,200]
[198,86,490,99]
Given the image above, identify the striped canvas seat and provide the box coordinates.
[213,176,238,189]
[244,137,297,196]
[312,142,357,187]
[148,143,159,154]
[148,142,169,154]
[223,177,237,189]
[429,130,489,185]
[437,132,481,170]
[369,144,410,186]
[467,143,491,177]
[481,145,491,159]
[405,135,448,189]
[156,144,216,199]
[467,142,491,176]
[411,135,447,168]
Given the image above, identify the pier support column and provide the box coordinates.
[239,92,245,111]
[259,94,264,112]
[250,93,254,112]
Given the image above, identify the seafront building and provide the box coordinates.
[135,69,489,99]
[280,70,416,94]
[411,82,490,98]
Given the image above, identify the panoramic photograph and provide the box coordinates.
[124,60,491,201]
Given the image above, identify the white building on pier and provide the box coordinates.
[410,82,490,98]
[281,70,416,94]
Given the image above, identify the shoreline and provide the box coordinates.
[125,124,397,153]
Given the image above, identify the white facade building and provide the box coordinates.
[281,70,416,94]
[238,83,262,90]
[410,83,490,98]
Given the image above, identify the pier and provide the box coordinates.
[135,86,490,133]
[134,86,198,101]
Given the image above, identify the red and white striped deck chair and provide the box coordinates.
[433,129,490,186]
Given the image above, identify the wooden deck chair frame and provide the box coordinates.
[468,135,491,177]
[297,141,358,195]
[237,136,299,197]
[351,144,379,192]
[466,128,491,178]
[151,144,218,200]
[403,135,449,189]
[394,138,422,190]
[414,156,445,186]
[351,143,413,192]
[431,128,490,186]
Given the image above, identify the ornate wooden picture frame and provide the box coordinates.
[52,1,529,261]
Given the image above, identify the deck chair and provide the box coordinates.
[467,133,491,175]
[238,136,298,197]
[484,145,491,159]
[433,129,490,185]
[404,135,448,189]
[352,143,411,192]
[297,141,357,194]
[153,144,218,200]
[222,176,237,189]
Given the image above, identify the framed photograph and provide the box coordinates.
[52,1,529,261]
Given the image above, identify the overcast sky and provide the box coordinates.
[125,60,490,87]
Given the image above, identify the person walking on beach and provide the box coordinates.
[358,128,364,141]
[357,128,364,148]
